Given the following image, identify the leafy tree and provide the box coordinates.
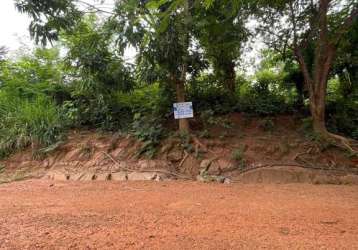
[258,0,358,150]
[59,15,135,129]
[15,0,82,45]
[61,15,133,91]
[258,49,307,109]
[0,47,65,94]
[193,0,250,93]
[111,0,198,132]
[332,18,358,98]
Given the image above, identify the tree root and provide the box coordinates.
[292,147,314,161]
[327,132,357,154]
[236,163,358,175]
[178,151,189,168]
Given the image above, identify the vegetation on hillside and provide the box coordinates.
[0,0,356,158]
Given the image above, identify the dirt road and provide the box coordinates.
[0,180,357,249]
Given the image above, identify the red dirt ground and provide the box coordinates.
[0,180,357,249]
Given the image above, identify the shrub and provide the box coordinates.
[231,148,246,169]
[113,83,172,118]
[188,75,237,114]
[237,81,291,115]
[326,97,358,140]
[131,113,165,158]
[0,93,65,158]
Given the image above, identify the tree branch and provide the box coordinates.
[294,47,313,88]
[332,5,358,45]
[75,0,115,15]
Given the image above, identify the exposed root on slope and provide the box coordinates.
[328,132,357,154]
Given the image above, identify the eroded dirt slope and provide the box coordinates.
[0,114,357,184]
[0,180,357,249]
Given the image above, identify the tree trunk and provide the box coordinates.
[176,78,190,133]
[224,61,236,93]
[294,0,335,137]
[308,81,327,134]
[215,59,236,93]
[290,0,357,152]
[175,0,191,133]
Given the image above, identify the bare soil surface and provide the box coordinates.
[1,114,357,185]
[0,180,358,249]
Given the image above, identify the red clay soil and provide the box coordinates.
[0,180,358,249]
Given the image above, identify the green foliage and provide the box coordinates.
[0,47,68,158]
[15,0,81,45]
[113,84,171,157]
[326,95,358,140]
[200,109,217,126]
[323,75,358,139]
[193,0,249,91]
[231,148,246,169]
[189,75,237,114]
[114,83,171,117]
[299,118,335,151]
[237,81,291,116]
[3,2,356,161]
[300,117,314,134]
[62,80,119,130]
[200,109,232,130]
[0,93,65,158]
[132,113,165,158]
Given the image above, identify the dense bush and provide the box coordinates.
[61,79,119,130]
[188,75,237,114]
[236,70,292,115]
[324,77,358,139]
[114,83,172,117]
[327,100,358,139]
[188,70,294,116]
[0,93,65,158]
[0,48,70,158]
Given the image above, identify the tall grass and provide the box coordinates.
[0,92,65,158]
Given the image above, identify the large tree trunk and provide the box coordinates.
[215,59,236,93]
[297,52,333,136]
[290,0,357,152]
[308,79,328,134]
[294,0,335,136]
[295,49,333,136]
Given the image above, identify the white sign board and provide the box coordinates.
[173,102,194,119]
